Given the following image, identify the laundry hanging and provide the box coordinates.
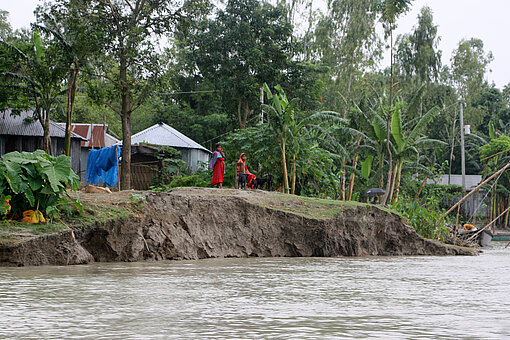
[85,145,121,187]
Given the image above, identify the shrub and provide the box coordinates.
[393,199,450,241]
[0,150,81,222]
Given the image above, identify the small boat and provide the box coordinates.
[479,229,493,247]
[492,232,510,242]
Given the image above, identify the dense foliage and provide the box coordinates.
[0,150,81,222]
[1,0,510,236]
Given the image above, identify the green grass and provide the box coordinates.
[0,202,137,245]
[250,192,397,220]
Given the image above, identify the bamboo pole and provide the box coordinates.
[439,162,510,221]
[468,206,510,242]
[413,175,428,202]
[480,146,510,162]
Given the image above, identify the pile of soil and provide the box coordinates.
[0,188,477,266]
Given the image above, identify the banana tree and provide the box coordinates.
[341,100,388,198]
[377,0,412,205]
[390,103,443,203]
[263,83,346,194]
[262,83,297,193]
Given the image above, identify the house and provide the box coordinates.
[130,123,211,170]
[56,123,120,181]
[0,109,84,173]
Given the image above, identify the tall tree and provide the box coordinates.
[377,0,412,205]
[0,10,12,41]
[451,38,493,129]
[396,6,441,83]
[35,1,101,156]
[1,30,67,154]
[182,0,292,129]
[312,0,381,106]
[54,0,194,189]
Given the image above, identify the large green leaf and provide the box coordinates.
[2,161,22,193]
[361,156,374,180]
[489,120,496,139]
[24,188,35,207]
[33,30,46,65]
[40,155,72,193]
[391,108,405,152]
[408,106,440,144]
[372,115,387,142]
[405,84,426,117]
[2,150,43,164]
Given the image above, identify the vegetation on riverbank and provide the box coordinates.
[0,191,139,245]
[1,0,509,245]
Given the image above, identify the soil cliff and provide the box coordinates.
[0,188,476,266]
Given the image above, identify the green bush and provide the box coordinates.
[393,199,450,241]
[0,150,82,221]
[168,174,208,188]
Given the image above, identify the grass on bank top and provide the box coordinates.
[0,191,139,245]
[250,192,395,220]
[168,187,395,220]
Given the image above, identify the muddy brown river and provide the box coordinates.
[1,242,509,339]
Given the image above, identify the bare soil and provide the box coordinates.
[0,188,477,266]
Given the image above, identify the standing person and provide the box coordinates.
[210,144,225,188]
[237,153,256,189]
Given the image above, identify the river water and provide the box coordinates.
[1,242,509,339]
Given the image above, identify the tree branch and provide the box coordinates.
[99,99,122,116]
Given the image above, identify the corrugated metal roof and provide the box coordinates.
[55,123,120,148]
[0,109,85,140]
[130,123,210,153]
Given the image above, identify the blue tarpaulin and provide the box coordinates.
[86,145,121,187]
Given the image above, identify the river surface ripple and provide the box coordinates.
[1,242,509,339]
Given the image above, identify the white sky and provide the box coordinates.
[2,0,509,88]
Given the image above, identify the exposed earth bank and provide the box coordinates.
[0,188,477,266]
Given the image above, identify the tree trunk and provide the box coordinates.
[347,136,361,201]
[242,99,252,129]
[291,154,296,195]
[237,95,242,129]
[388,161,398,203]
[382,18,394,206]
[381,140,393,205]
[281,137,290,194]
[64,63,79,156]
[339,161,346,201]
[42,109,51,155]
[393,161,403,203]
[378,151,384,188]
[448,118,456,184]
[120,53,131,190]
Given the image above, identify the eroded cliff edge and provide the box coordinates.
[0,188,477,266]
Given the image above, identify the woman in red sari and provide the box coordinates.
[210,144,225,188]
[238,153,256,189]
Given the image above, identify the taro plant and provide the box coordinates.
[0,150,82,222]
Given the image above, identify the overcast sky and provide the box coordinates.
[2,0,509,88]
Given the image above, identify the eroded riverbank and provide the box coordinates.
[0,188,477,266]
